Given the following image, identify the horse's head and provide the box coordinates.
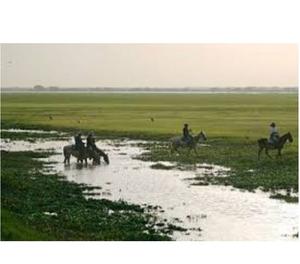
[94,154,101,165]
[197,130,207,142]
[287,132,293,143]
[103,154,110,164]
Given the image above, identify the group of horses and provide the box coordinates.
[63,130,293,165]
[170,130,293,160]
[63,144,109,165]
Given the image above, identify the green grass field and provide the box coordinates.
[1,93,298,142]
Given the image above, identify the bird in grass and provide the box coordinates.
[49,115,53,120]
[150,117,154,122]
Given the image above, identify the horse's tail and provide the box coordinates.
[63,145,71,164]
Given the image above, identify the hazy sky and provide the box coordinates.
[1,44,298,88]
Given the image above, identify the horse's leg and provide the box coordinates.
[265,148,272,159]
[64,155,69,164]
[258,147,263,160]
[171,144,178,154]
[170,144,174,154]
[170,146,175,154]
[193,146,198,155]
[277,148,282,157]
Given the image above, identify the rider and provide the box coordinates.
[74,132,85,154]
[269,122,280,145]
[182,123,192,144]
[86,132,96,150]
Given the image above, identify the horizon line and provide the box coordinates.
[1,86,298,89]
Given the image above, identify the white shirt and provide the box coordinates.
[270,126,278,134]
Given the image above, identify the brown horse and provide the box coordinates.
[257,132,293,160]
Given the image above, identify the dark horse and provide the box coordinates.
[63,145,109,165]
[257,132,293,160]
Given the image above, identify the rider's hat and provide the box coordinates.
[184,123,188,127]
[270,122,276,127]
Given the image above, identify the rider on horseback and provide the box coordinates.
[269,122,280,145]
[86,132,109,164]
[87,132,101,153]
[74,132,85,155]
[87,132,96,150]
[182,124,193,144]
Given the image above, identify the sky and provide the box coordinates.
[1,44,298,88]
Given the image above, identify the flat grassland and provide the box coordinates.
[1,93,298,141]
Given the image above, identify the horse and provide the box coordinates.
[63,145,109,165]
[257,132,293,160]
[170,131,207,154]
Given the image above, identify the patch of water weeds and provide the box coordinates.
[149,158,231,187]
[269,194,298,203]
[1,150,187,241]
[150,162,176,170]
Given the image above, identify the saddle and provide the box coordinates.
[268,133,280,147]
[181,136,192,145]
[268,139,280,148]
[72,144,86,158]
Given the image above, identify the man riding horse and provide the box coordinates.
[87,132,96,150]
[182,123,193,145]
[86,132,110,164]
[269,122,280,146]
[257,122,293,160]
[75,132,85,156]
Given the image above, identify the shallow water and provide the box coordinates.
[1,128,61,134]
[1,137,298,241]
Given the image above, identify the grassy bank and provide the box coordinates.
[1,150,175,241]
